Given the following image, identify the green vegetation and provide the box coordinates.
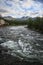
[0,16,43,33]
[27,17,43,33]
[4,19,28,26]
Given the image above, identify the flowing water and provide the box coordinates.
[0,26,43,63]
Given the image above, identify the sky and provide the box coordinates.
[0,0,43,18]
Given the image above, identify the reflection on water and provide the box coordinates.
[0,26,43,63]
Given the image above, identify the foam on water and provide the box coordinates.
[0,26,43,62]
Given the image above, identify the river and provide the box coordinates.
[0,26,43,63]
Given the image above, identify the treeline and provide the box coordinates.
[4,19,28,26]
[27,17,43,33]
[3,17,43,33]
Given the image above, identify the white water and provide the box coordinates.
[0,26,43,62]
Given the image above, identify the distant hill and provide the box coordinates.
[3,16,14,20]
[1,16,30,21]
[0,15,36,21]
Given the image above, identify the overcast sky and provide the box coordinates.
[0,0,43,18]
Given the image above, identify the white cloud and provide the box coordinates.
[0,0,43,17]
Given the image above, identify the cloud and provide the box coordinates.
[4,0,12,7]
[33,0,43,3]
[0,8,8,17]
[0,0,43,18]
[0,9,8,13]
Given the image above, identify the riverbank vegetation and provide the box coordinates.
[27,17,43,33]
[4,19,28,26]
[0,16,43,33]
